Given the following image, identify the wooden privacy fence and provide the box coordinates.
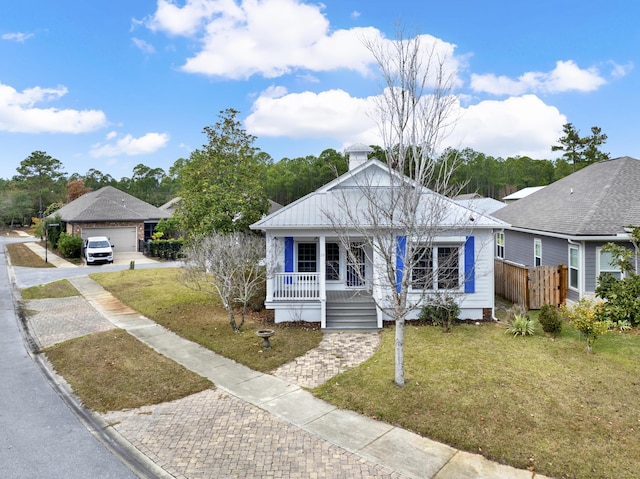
[495,259,568,310]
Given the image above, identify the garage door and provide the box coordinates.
[81,227,138,253]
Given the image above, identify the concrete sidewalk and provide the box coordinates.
[61,274,547,479]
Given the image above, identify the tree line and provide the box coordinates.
[0,117,608,230]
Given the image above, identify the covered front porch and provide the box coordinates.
[264,235,380,330]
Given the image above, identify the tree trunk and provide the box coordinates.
[394,317,405,386]
[227,305,240,332]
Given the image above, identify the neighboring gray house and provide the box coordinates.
[492,157,640,303]
[250,144,506,330]
[52,186,172,252]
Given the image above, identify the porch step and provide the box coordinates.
[325,294,378,330]
[324,319,379,331]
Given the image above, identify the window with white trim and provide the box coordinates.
[496,231,505,259]
[297,243,317,272]
[326,243,340,281]
[412,246,433,289]
[569,246,579,290]
[411,245,460,290]
[534,238,542,267]
[597,248,623,280]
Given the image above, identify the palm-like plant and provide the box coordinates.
[506,314,536,337]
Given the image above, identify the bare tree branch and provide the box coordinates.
[326,27,469,386]
[182,232,267,332]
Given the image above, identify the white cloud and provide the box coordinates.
[609,60,633,79]
[0,82,107,133]
[2,32,34,42]
[449,94,566,158]
[146,0,242,36]
[471,60,606,95]
[177,0,375,79]
[90,132,170,158]
[146,0,462,81]
[132,37,155,54]
[246,86,378,145]
[247,87,565,160]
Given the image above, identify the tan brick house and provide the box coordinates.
[51,186,172,252]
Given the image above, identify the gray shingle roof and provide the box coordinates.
[492,156,640,236]
[52,186,172,222]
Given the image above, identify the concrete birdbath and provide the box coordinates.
[256,329,275,349]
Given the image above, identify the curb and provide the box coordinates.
[5,242,172,479]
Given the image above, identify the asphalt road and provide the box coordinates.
[0,236,140,479]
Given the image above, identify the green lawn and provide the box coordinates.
[61,267,640,478]
[314,321,640,479]
[45,329,212,413]
[90,268,323,372]
[21,279,79,299]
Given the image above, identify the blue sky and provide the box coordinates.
[1,0,637,181]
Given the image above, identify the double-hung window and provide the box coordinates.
[598,248,623,280]
[438,247,460,289]
[411,245,460,290]
[496,231,505,259]
[325,243,340,281]
[412,247,433,289]
[534,238,542,267]
[297,243,317,273]
[569,246,579,290]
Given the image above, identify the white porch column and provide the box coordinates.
[319,235,326,329]
[265,235,274,302]
[371,239,383,328]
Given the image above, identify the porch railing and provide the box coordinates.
[272,272,320,300]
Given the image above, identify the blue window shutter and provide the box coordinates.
[284,237,294,272]
[396,236,406,293]
[464,236,475,293]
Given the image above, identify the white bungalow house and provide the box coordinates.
[250,144,507,330]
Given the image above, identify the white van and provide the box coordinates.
[84,236,114,264]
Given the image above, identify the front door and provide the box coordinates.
[346,242,366,287]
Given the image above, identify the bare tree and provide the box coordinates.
[326,28,471,386]
[183,232,267,332]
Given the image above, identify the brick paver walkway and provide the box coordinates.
[104,390,403,479]
[26,296,115,348]
[273,332,381,388]
[25,295,391,478]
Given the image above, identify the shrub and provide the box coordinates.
[154,217,179,239]
[506,314,536,337]
[539,303,563,336]
[596,272,640,327]
[56,233,83,258]
[561,298,610,353]
[419,293,460,332]
[147,239,184,259]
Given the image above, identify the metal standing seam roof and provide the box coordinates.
[251,160,507,231]
[492,156,640,236]
[454,197,507,215]
[502,186,546,201]
[51,186,172,222]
